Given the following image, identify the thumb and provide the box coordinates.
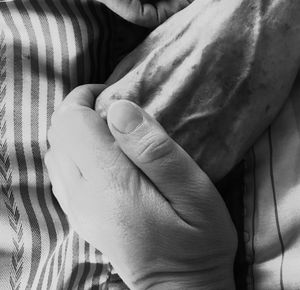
[95,78,138,119]
[107,100,221,225]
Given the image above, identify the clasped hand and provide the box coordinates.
[45,85,237,290]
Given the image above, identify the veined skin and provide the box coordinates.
[96,0,300,181]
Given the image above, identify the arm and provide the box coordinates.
[96,0,300,181]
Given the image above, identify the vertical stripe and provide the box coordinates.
[28,0,56,136]
[44,0,71,96]
[0,30,24,290]
[92,248,104,288]
[10,2,59,288]
[56,232,70,289]
[1,6,42,288]
[268,127,285,290]
[60,0,84,86]
[31,0,70,283]
[51,0,79,90]
[36,2,72,285]
[26,0,71,285]
[67,233,80,290]
[38,0,74,282]
[74,0,96,83]
[78,242,91,289]
[0,2,112,288]
[251,147,256,290]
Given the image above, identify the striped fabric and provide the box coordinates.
[0,1,147,289]
[1,0,300,289]
[244,74,300,290]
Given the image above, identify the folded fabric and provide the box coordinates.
[0,1,146,288]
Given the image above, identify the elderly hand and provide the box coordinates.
[45,85,237,290]
[96,0,300,182]
[98,0,194,27]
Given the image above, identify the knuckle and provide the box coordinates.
[51,85,92,124]
[51,105,70,126]
[137,132,175,164]
[71,85,90,96]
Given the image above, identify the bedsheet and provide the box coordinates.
[0,1,146,288]
[1,0,300,289]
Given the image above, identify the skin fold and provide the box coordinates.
[96,0,300,182]
[46,87,237,289]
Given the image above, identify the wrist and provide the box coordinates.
[145,278,235,290]
[132,269,235,290]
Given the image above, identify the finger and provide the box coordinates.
[49,103,121,180]
[52,84,107,124]
[99,0,194,28]
[107,100,220,224]
[62,84,107,108]
[49,84,121,179]
[95,79,135,119]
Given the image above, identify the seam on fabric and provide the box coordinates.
[268,127,285,290]
[0,30,25,290]
[250,147,256,290]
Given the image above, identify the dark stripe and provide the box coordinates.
[44,0,71,97]
[60,0,85,86]
[74,0,95,83]
[11,1,59,287]
[40,2,72,284]
[1,6,42,288]
[251,148,256,290]
[56,239,65,288]
[268,127,285,290]
[78,242,91,289]
[91,248,104,288]
[27,1,71,286]
[67,233,80,290]
[33,0,72,285]
[28,0,57,134]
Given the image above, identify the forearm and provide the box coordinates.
[146,277,235,290]
[128,263,236,290]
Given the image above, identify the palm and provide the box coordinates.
[98,0,194,27]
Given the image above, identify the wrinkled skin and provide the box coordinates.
[98,0,194,28]
[96,0,300,182]
[46,87,237,290]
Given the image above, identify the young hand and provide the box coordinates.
[45,85,237,290]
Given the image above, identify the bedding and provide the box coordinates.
[1,0,300,289]
[0,1,146,288]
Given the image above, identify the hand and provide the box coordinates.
[96,0,300,181]
[98,0,194,27]
[45,85,237,290]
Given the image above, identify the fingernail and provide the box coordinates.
[109,101,143,134]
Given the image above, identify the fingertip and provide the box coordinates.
[107,100,144,135]
[64,84,107,109]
